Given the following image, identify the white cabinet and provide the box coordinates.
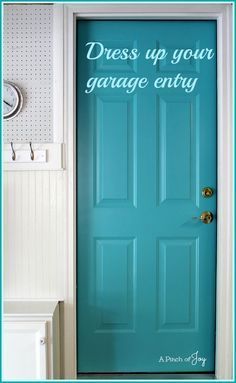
[3,301,61,380]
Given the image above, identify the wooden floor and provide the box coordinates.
[77,373,215,380]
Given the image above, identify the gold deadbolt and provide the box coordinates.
[202,187,214,198]
[200,211,214,224]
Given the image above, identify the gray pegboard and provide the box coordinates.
[3,4,54,143]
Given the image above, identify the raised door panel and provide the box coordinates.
[95,95,137,207]
[156,238,199,331]
[158,95,200,206]
[95,238,136,331]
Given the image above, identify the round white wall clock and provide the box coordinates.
[3,81,23,120]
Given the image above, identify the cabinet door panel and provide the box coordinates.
[3,321,47,380]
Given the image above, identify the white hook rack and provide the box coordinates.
[4,143,64,171]
[5,143,46,163]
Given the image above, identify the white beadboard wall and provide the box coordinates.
[3,4,67,300]
[4,171,66,299]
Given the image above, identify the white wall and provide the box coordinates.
[3,4,70,378]
[4,171,66,300]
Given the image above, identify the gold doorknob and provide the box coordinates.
[202,187,214,198]
[200,211,214,224]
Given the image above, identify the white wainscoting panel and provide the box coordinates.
[4,171,66,299]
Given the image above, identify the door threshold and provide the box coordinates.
[77,373,215,380]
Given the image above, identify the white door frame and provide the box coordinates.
[60,2,234,379]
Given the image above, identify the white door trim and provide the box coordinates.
[61,2,234,379]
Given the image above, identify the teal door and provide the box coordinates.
[77,20,217,373]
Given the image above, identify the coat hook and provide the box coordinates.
[10,142,16,161]
[29,142,34,161]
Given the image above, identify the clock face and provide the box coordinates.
[3,81,23,120]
